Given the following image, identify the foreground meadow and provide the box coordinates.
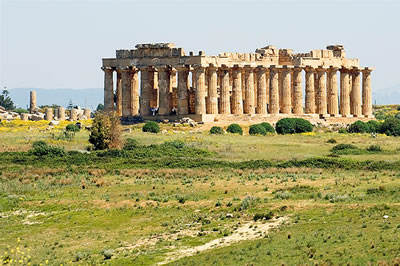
[0,121,400,265]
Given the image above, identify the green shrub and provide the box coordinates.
[366,120,381,133]
[275,118,313,134]
[102,249,113,260]
[14,108,28,114]
[327,138,337,144]
[162,140,185,149]
[259,122,275,133]
[30,141,65,157]
[380,117,400,136]
[142,121,160,133]
[123,138,139,150]
[367,145,382,152]
[293,118,313,133]
[209,126,224,135]
[331,144,358,152]
[249,124,267,136]
[89,112,122,150]
[348,121,369,133]
[338,128,347,134]
[253,211,274,221]
[226,123,243,135]
[66,124,80,132]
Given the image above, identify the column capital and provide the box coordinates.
[304,66,316,72]
[256,65,268,72]
[207,63,218,72]
[316,66,327,73]
[101,66,114,72]
[138,66,156,72]
[244,65,255,72]
[328,66,339,72]
[175,64,191,72]
[361,67,374,74]
[340,67,351,73]
[232,64,243,71]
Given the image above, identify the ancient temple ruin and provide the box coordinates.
[101,43,373,122]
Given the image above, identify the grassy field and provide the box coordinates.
[1,120,400,265]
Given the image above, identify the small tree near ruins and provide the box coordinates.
[89,112,122,150]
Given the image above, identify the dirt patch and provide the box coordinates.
[158,216,288,265]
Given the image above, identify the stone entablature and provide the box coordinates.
[102,42,373,122]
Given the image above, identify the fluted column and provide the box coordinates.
[139,67,154,116]
[194,66,206,115]
[244,66,255,114]
[207,65,218,114]
[340,68,351,117]
[256,66,267,114]
[316,67,327,115]
[102,67,114,112]
[231,65,243,114]
[130,68,139,116]
[305,67,316,114]
[327,67,339,116]
[158,66,171,115]
[219,66,230,114]
[269,66,280,114]
[177,66,190,115]
[58,107,65,121]
[116,70,122,116]
[351,68,362,117]
[120,68,131,117]
[292,67,303,114]
[281,66,292,114]
[362,67,373,117]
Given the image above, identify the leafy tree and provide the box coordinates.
[89,112,122,150]
[0,88,15,110]
[96,103,104,111]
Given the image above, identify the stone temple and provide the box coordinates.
[101,43,373,123]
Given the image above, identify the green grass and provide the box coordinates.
[1,123,400,264]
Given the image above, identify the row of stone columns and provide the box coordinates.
[44,107,90,121]
[103,65,373,118]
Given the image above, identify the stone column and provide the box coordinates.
[120,68,132,117]
[158,66,172,115]
[305,67,316,114]
[327,67,339,116]
[278,68,283,110]
[21,113,29,121]
[351,68,362,117]
[58,107,65,121]
[255,66,267,114]
[340,68,351,117]
[45,108,53,121]
[269,66,280,114]
[292,67,303,115]
[83,108,91,119]
[316,67,327,115]
[130,68,139,116]
[219,66,231,114]
[362,67,373,117]
[70,108,78,121]
[194,66,206,115]
[116,70,123,116]
[231,65,243,114]
[244,66,255,114]
[102,67,114,112]
[139,67,154,116]
[207,65,218,114]
[281,66,292,114]
[29,90,37,113]
[177,66,190,115]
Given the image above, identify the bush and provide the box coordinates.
[379,117,400,136]
[102,249,113,260]
[249,124,267,136]
[226,123,243,135]
[327,138,337,144]
[259,122,275,133]
[331,143,358,152]
[66,124,80,132]
[14,108,28,114]
[209,126,224,135]
[275,118,313,134]
[89,112,122,150]
[366,120,381,133]
[367,145,382,152]
[253,211,274,221]
[123,138,139,150]
[30,141,65,157]
[142,121,160,133]
[348,121,369,133]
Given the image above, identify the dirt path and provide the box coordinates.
[158,216,288,265]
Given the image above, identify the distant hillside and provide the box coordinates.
[373,85,400,105]
[8,88,103,110]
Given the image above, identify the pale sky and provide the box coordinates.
[1,0,399,93]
